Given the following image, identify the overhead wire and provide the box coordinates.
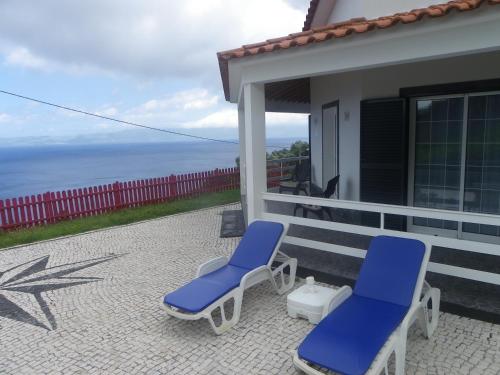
[0,89,292,148]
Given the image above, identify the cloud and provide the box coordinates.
[0,113,13,123]
[40,89,221,132]
[0,1,310,142]
[139,89,218,112]
[95,107,119,117]
[4,47,51,71]
[95,122,113,130]
[0,0,305,82]
[0,112,36,126]
[286,0,311,11]
[2,46,100,75]
[266,112,309,127]
[122,89,220,127]
[184,110,308,129]
[188,109,237,128]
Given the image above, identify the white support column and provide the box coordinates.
[243,83,266,222]
[237,102,248,225]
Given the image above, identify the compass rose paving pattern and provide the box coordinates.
[0,204,499,374]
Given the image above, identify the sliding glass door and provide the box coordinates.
[463,94,500,236]
[409,92,500,241]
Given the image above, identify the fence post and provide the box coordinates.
[0,200,5,231]
[113,182,122,210]
[36,194,43,225]
[50,192,58,222]
[43,192,52,224]
[169,175,178,199]
[19,197,27,228]
[214,168,220,192]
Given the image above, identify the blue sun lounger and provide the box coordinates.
[293,235,440,375]
[163,220,297,334]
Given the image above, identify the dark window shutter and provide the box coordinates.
[360,98,408,230]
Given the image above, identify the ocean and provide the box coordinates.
[0,140,292,200]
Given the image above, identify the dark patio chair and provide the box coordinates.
[278,161,310,195]
[293,175,339,220]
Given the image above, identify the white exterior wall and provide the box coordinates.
[310,71,362,201]
[310,51,500,202]
[327,0,443,24]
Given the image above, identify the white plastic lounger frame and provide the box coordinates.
[163,222,297,335]
[293,240,441,375]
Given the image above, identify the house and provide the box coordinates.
[217,0,500,320]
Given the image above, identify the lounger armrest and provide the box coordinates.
[240,265,268,289]
[196,256,229,277]
[324,285,352,316]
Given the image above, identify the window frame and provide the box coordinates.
[407,90,500,243]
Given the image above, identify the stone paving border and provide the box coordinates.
[0,203,499,374]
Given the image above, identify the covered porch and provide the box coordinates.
[222,7,500,319]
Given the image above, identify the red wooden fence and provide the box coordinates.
[0,167,240,231]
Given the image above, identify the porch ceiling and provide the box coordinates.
[265,78,310,105]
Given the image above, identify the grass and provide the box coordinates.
[0,189,240,250]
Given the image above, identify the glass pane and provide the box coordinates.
[464,94,500,237]
[468,96,486,120]
[413,97,463,230]
[467,119,485,143]
[416,100,432,121]
[445,166,460,188]
[447,121,463,144]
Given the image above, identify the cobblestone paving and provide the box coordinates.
[0,204,499,374]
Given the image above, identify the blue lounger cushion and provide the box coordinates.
[228,220,284,270]
[164,220,284,313]
[164,265,249,313]
[354,236,426,308]
[298,295,407,375]
[298,235,426,375]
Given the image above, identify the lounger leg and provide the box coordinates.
[417,285,441,339]
[395,336,406,375]
[270,255,297,295]
[365,333,399,375]
[394,302,421,375]
[206,288,244,335]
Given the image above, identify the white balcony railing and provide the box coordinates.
[261,192,500,286]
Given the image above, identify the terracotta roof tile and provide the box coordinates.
[218,0,500,100]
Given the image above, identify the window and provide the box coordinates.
[410,92,500,239]
[463,94,500,235]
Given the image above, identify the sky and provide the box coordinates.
[0,0,310,145]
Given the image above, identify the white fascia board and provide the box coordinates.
[227,7,500,103]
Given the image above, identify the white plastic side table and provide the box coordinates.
[287,276,338,324]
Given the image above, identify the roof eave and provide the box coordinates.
[217,53,231,101]
[217,0,500,102]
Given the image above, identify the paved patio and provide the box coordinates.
[0,203,499,374]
